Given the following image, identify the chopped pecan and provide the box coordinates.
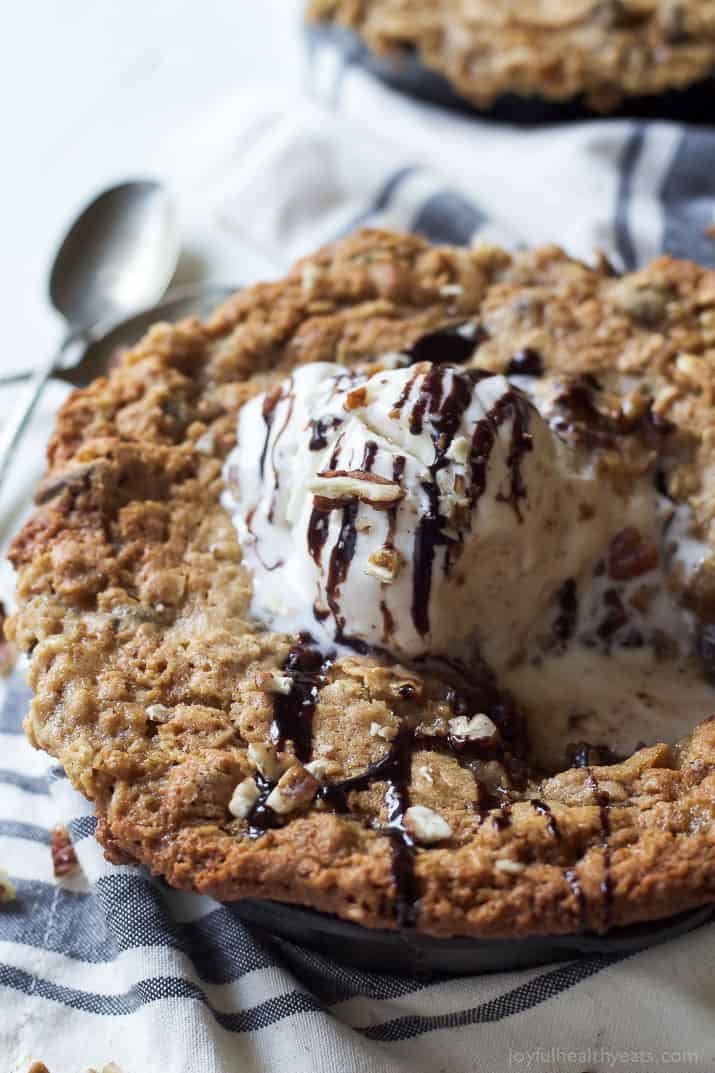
[607,527,660,580]
[51,825,79,878]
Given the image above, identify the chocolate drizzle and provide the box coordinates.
[259,385,283,480]
[309,415,342,451]
[551,374,674,451]
[408,365,484,638]
[491,391,534,520]
[530,799,560,840]
[385,455,406,552]
[307,510,330,567]
[307,435,345,569]
[412,481,450,639]
[270,643,330,762]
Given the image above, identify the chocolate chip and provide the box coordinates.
[507,348,544,378]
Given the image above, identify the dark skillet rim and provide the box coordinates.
[234,896,714,975]
[306,21,715,127]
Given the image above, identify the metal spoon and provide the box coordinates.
[0,180,179,488]
[0,282,239,391]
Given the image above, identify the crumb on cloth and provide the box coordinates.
[51,825,79,878]
[0,600,17,675]
[0,867,16,903]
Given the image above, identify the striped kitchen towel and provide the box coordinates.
[2,36,715,1073]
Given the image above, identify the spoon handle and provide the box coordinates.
[0,331,85,492]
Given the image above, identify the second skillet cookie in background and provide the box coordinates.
[306,1,715,118]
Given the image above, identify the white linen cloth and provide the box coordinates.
[1,37,715,1073]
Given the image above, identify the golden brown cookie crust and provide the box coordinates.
[7,230,715,938]
[306,1,715,110]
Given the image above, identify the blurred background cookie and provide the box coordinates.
[306,1,715,122]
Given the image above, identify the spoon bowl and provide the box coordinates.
[49,180,178,328]
[0,178,179,493]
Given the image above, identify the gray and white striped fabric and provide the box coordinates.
[2,39,715,1073]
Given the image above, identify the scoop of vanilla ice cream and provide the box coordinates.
[222,359,643,666]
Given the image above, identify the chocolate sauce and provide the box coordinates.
[392,365,423,419]
[380,600,395,642]
[405,322,488,367]
[492,391,534,520]
[408,365,445,436]
[530,799,560,840]
[385,456,406,551]
[270,644,331,763]
[429,368,473,467]
[325,503,359,644]
[307,510,330,567]
[552,375,674,451]
[259,385,283,479]
[406,367,477,637]
[309,415,342,451]
[507,348,544,378]
[468,415,495,509]
[412,481,450,638]
[247,772,284,837]
[307,433,346,569]
[315,723,418,923]
[322,443,378,644]
[553,579,579,644]
[257,377,298,524]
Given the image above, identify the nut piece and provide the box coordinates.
[0,867,16,903]
[305,758,341,780]
[448,713,498,741]
[370,720,397,740]
[248,742,295,782]
[445,436,469,464]
[607,527,659,580]
[146,703,172,723]
[309,471,405,508]
[266,765,319,815]
[345,385,368,411]
[495,858,525,875]
[51,825,79,878]
[365,546,403,583]
[255,670,293,695]
[228,777,261,819]
[404,805,453,844]
[674,352,707,388]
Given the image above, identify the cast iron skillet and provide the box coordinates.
[307,22,715,126]
[62,292,714,975]
[235,899,714,975]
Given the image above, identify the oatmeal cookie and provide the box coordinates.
[7,230,715,937]
[307,1,715,112]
